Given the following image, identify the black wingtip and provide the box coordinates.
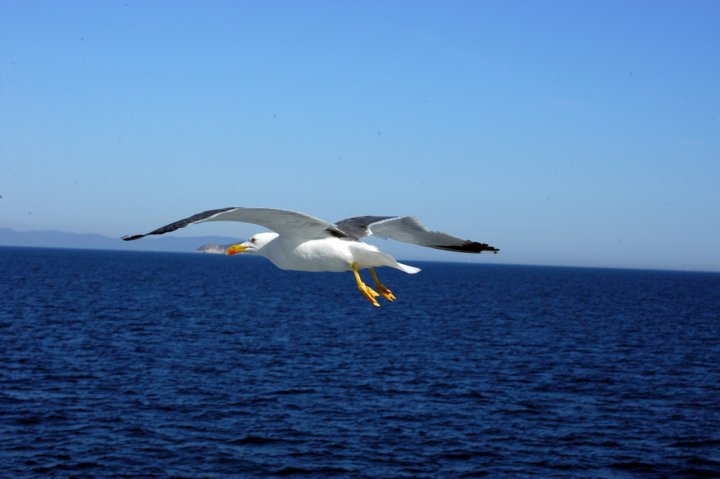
[431,241,499,254]
[122,234,144,241]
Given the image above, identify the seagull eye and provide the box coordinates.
[251,237,256,243]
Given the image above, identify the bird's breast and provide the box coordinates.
[261,237,354,272]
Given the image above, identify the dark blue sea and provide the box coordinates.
[2,247,719,478]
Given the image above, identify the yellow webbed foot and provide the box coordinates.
[352,262,381,307]
[376,284,396,302]
[360,283,381,307]
[370,268,396,302]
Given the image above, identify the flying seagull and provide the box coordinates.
[123,207,498,307]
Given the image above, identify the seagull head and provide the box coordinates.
[226,232,278,256]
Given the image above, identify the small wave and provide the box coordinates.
[272,388,317,395]
[673,439,720,448]
[32,461,102,474]
[609,461,659,472]
[227,435,282,446]
[270,465,352,476]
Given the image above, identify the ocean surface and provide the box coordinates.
[1,247,719,478]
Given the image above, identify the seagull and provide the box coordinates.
[123,207,499,307]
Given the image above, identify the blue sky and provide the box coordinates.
[1,1,719,271]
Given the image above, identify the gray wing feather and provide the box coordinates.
[336,215,499,254]
[334,216,397,239]
[123,207,347,241]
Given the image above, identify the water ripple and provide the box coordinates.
[1,248,719,478]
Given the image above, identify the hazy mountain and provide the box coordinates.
[194,243,232,254]
[0,228,239,253]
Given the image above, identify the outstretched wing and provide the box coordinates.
[335,216,499,253]
[123,207,348,241]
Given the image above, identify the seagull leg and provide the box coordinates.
[352,262,380,307]
[370,268,396,302]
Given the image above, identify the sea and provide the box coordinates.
[1,246,719,478]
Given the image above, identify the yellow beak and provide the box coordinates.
[226,243,248,255]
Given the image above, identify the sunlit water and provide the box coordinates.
[1,247,719,478]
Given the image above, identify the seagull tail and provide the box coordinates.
[396,262,421,274]
[353,246,421,274]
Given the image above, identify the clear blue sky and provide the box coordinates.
[1,1,719,271]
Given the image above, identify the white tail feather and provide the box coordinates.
[396,262,421,274]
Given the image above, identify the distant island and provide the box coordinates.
[0,227,239,254]
[194,243,230,255]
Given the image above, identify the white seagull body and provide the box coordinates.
[123,207,498,307]
[251,233,419,274]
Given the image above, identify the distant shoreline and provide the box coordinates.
[2,243,718,275]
